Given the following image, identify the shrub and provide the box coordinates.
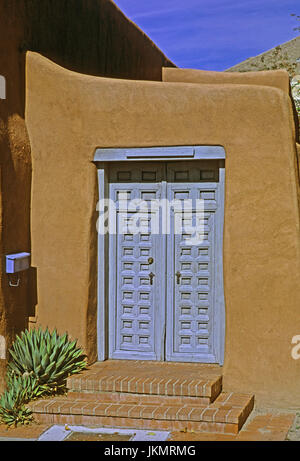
[0,328,87,427]
[7,328,87,393]
[0,375,35,426]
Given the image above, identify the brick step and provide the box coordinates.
[67,361,223,403]
[28,392,254,435]
[66,391,217,406]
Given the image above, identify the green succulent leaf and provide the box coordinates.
[1,327,87,427]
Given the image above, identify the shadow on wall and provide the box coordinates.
[27,267,38,321]
[0,0,174,381]
[10,0,174,82]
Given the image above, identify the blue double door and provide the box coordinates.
[108,161,224,363]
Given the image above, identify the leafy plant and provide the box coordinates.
[0,375,34,426]
[0,328,87,427]
[291,77,300,115]
[291,13,300,32]
[7,328,87,393]
[6,372,44,401]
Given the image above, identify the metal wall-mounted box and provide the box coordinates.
[5,253,31,274]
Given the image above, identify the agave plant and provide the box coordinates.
[0,328,87,427]
[0,376,34,426]
[6,372,48,401]
[7,328,87,393]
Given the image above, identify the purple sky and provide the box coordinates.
[113,0,300,70]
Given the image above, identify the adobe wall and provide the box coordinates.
[26,52,300,408]
[1,0,174,82]
[162,68,300,142]
[163,67,291,92]
[163,67,300,222]
[0,0,174,391]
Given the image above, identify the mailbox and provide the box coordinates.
[6,252,31,274]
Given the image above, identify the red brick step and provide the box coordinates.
[67,361,223,404]
[29,392,254,435]
[29,362,255,434]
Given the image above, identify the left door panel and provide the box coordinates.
[108,163,165,360]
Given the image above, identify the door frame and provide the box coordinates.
[94,145,226,364]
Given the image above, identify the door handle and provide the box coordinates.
[176,271,181,284]
[149,272,155,285]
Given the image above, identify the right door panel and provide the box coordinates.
[166,161,224,363]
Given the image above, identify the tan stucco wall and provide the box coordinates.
[162,68,300,143]
[0,0,174,390]
[163,67,291,93]
[26,52,300,408]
